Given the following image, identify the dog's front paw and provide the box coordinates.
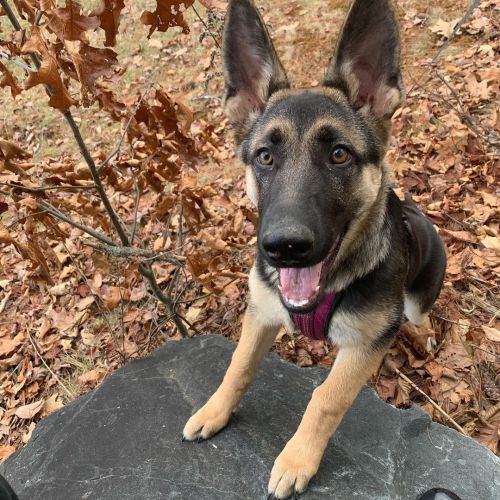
[268,437,321,499]
[183,393,233,441]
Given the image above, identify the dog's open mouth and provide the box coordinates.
[278,235,344,312]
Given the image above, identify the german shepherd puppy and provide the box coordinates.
[183,0,447,497]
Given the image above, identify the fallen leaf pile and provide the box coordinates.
[0,0,498,463]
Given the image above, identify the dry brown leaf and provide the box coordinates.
[429,18,460,38]
[482,325,500,342]
[440,228,477,244]
[481,235,500,254]
[296,347,313,367]
[78,367,106,385]
[45,0,100,42]
[22,28,77,112]
[15,399,45,419]
[65,41,118,105]
[0,444,16,462]
[141,0,195,38]
[100,285,123,309]
[0,138,31,163]
[42,394,64,416]
[0,332,24,357]
[476,417,499,454]
[91,0,125,46]
[0,61,22,97]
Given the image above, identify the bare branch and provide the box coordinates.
[192,5,221,49]
[429,0,480,65]
[63,110,131,246]
[28,332,74,398]
[130,169,141,245]
[394,367,467,435]
[86,242,184,266]
[38,200,116,246]
[0,51,36,72]
[1,182,96,193]
[406,0,480,97]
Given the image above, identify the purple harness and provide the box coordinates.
[290,292,339,340]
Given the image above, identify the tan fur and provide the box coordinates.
[268,86,348,106]
[245,166,259,206]
[183,266,287,441]
[182,299,280,441]
[303,116,367,157]
[329,305,398,348]
[268,345,386,497]
[247,265,292,329]
[247,117,296,153]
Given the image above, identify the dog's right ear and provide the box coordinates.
[223,0,289,140]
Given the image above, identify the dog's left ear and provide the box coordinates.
[324,0,403,119]
[223,0,289,139]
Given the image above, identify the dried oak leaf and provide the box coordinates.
[90,0,125,47]
[12,0,39,23]
[65,40,118,105]
[0,445,16,462]
[0,138,31,163]
[45,0,100,42]
[0,332,25,357]
[0,61,22,97]
[476,416,499,454]
[0,223,52,283]
[15,399,45,419]
[141,0,195,38]
[22,28,77,112]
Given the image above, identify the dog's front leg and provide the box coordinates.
[183,305,280,441]
[268,345,386,499]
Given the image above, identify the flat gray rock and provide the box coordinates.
[2,335,499,499]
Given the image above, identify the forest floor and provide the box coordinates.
[0,0,498,461]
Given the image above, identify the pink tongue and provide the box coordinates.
[279,262,323,303]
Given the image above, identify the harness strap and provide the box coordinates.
[290,292,341,340]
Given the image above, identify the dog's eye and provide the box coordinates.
[256,149,273,166]
[329,146,351,165]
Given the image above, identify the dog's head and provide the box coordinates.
[223,0,404,311]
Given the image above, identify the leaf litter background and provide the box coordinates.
[0,0,498,462]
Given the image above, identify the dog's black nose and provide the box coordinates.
[262,227,314,265]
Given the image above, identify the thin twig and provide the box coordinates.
[28,332,74,398]
[406,0,480,98]
[429,0,480,65]
[2,182,96,193]
[86,242,183,265]
[433,71,499,146]
[138,262,189,338]
[130,169,141,245]
[98,81,155,172]
[470,344,500,361]
[38,200,116,246]
[0,0,40,72]
[192,5,221,49]
[394,367,467,435]
[0,51,36,72]
[63,111,131,246]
